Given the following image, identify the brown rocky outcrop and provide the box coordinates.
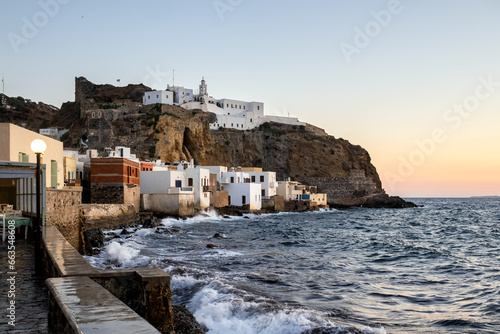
[1,77,415,207]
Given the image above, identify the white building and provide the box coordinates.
[106,146,138,161]
[183,165,210,210]
[220,169,262,210]
[39,128,69,141]
[277,179,327,205]
[141,160,210,211]
[244,170,277,199]
[141,170,188,193]
[141,77,305,130]
[143,90,174,105]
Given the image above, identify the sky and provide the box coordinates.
[1,0,499,197]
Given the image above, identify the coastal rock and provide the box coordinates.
[362,193,418,208]
[206,244,219,249]
[302,327,363,334]
[2,78,409,207]
[84,229,105,248]
[213,233,226,239]
[172,305,206,334]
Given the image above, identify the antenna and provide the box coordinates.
[172,69,175,87]
[2,75,4,95]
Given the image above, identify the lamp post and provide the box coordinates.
[31,139,46,276]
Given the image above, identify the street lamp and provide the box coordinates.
[31,139,46,276]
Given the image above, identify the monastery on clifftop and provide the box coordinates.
[143,78,305,131]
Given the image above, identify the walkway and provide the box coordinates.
[0,235,48,333]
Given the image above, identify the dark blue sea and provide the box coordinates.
[85,198,500,333]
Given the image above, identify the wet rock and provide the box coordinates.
[362,193,418,208]
[302,327,363,334]
[223,215,231,219]
[120,228,131,235]
[83,229,103,255]
[173,304,206,334]
[213,233,226,239]
[206,244,219,249]
[244,216,251,219]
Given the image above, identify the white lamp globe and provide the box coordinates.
[31,139,47,154]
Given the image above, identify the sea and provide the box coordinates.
[84,198,500,334]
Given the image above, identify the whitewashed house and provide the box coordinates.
[221,169,262,210]
[183,165,211,210]
[243,169,277,199]
[143,90,174,105]
[277,178,327,205]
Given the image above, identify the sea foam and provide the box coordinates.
[106,241,140,265]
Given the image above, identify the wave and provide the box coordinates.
[168,268,386,334]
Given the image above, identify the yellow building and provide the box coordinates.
[63,156,77,183]
[0,123,64,189]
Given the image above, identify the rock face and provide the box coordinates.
[153,110,384,206]
[1,77,416,207]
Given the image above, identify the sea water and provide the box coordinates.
[84,198,500,333]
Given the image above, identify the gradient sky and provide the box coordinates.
[2,0,499,197]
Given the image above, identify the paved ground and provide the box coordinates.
[0,232,48,333]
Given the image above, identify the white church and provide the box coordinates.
[143,78,305,130]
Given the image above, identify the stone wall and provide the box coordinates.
[81,203,139,229]
[299,169,378,206]
[45,189,83,251]
[212,190,229,208]
[262,195,284,212]
[91,184,140,213]
[124,184,140,212]
[91,184,124,204]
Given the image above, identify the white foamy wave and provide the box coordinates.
[134,228,154,238]
[106,241,140,265]
[201,249,243,258]
[161,210,228,227]
[187,282,341,334]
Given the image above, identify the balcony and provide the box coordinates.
[219,178,230,185]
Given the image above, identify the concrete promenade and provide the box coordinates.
[0,235,48,333]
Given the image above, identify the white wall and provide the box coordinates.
[247,171,277,199]
[185,167,210,210]
[143,90,174,105]
[140,170,187,194]
[224,182,262,210]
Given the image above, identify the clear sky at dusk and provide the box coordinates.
[2,0,499,197]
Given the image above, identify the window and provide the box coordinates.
[242,196,246,205]
[239,105,241,109]
[230,177,234,183]
[228,196,231,205]
[18,152,29,162]
[251,176,255,182]
[237,124,239,128]
[148,96,150,99]
[227,104,229,107]
[237,177,240,183]
[157,94,159,98]
[51,160,58,188]
[188,178,193,187]
[261,189,265,197]
[175,180,182,188]
[258,106,260,110]
[244,106,246,110]
[260,175,264,182]
[250,119,253,123]
[231,104,233,108]
[231,123,233,127]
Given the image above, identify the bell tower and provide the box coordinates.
[199,77,208,96]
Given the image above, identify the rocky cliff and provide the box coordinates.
[0,78,415,207]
